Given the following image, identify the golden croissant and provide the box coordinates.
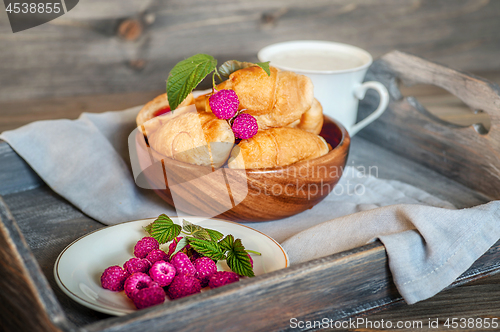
[289,98,324,135]
[197,66,316,130]
[148,109,234,168]
[136,93,195,136]
[228,127,329,169]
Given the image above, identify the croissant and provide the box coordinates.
[228,127,329,169]
[288,98,324,134]
[136,93,195,135]
[199,66,314,129]
[148,109,235,168]
[217,66,280,116]
[251,70,314,129]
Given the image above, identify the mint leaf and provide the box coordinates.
[144,214,182,244]
[182,219,211,241]
[218,234,234,252]
[255,61,271,76]
[188,238,226,261]
[171,237,188,257]
[166,54,217,110]
[143,223,153,234]
[206,228,224,242]
[218,60,271,80]
[226,238,254,277]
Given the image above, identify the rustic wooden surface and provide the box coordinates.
[0,130,497,331]
[0,197,72,332]
[1,55,500,331]
[1,0,500,103]
[358,51,500,201]
[0,91,162,135]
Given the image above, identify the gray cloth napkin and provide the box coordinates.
[2,106,499,305]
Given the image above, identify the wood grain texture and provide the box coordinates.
[0,90,162,134]
[348,137,490,209]
[361,276,500,332]
[358,50,500,200]
[136,117,349,222]
[1,186,110,327]
[1,0,500,102]
[0,133,496,331]
[0,197,72,332]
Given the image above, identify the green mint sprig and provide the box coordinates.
[144,215,260,277]
[143,214,181,244]
[166,54,270,110]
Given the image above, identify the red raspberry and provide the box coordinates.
[123,257,151,274]
[188,249,201,262]
[132,287,167,309]
[146,249,169,264]
[208,271,240,289]
[167,274,201,300]
[149,261,176,287]
[101,265,128,291]
[232,113,258,139]
[124,272,159,299]
[170,252,196,276]
[209,89,239,120]
[193,257,217,287]
[134,237,159,258]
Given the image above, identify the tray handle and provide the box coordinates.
[360,50,500,200]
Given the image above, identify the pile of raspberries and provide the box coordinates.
[100,237,242,309]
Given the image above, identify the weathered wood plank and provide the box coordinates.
[349,136,490,209]
[0,196,74,332]
[361,274,500,332]
[1,186,109,327]
[358,51,500,200]
[0,91,162,134]
[1,0,500,101]
[0,133,494,331]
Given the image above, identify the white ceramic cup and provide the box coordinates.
[258,40,389,136]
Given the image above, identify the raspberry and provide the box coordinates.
[193,257,217,287]
[134,237,159,258]
[231,113,258,139]
[124,272,159,299]
[188,249,201,262]
[132,286,167,309]
[167,274,201,300]
[149,261,176,287]
[101,266,128,291]
[170,252,196,276]
[208,271,240,289]
[209,89,239,120]
[124,257,151,274]
[146,249,169,264]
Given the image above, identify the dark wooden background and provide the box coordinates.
[1,0,500,103]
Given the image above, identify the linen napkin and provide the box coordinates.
[1,106,499,305]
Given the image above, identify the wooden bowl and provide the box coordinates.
[134,116,350,222]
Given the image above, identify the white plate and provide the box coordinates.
[54,217,289,316]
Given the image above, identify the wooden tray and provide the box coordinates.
[1,51,500,332]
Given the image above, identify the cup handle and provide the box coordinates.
[350,81,389,136]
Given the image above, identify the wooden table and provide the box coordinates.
[1,68,500,331]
